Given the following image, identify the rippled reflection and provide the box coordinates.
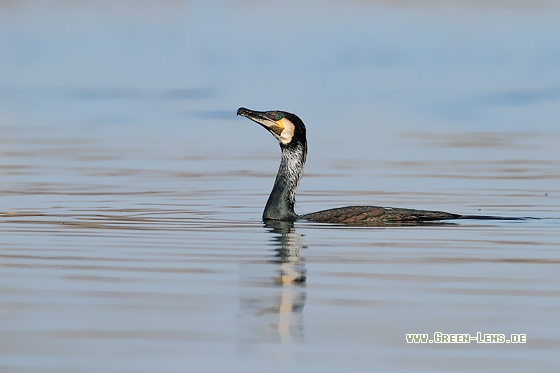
[237,221,306,343]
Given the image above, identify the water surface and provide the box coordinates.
[1,1,560,372]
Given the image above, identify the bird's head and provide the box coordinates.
[237,107,306,146]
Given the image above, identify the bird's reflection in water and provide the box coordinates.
[237,220,306,343]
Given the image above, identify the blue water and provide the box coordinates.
[1,1,560,372]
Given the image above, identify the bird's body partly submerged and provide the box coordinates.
[300,206,460,225]
[237,107,523,226]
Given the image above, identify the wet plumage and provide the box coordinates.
[236,107,522,226]
[300,206,460,225]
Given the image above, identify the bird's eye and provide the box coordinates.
[275,113,283,120]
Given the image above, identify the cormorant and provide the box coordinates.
[237,107,520,225]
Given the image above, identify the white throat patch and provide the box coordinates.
[273,118,295,145]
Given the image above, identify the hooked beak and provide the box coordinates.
[237,107,285,136]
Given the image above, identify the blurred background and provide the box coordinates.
[2,0,559,209]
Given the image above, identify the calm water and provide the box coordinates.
[1,1,560,372]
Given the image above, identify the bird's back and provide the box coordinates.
[300,205,461,225]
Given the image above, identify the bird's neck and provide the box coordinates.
[263,141,307,221]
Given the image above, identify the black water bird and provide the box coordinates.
[237,107,522,225]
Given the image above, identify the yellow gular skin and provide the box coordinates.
[273,119,295,145]
[271,120,285,136]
